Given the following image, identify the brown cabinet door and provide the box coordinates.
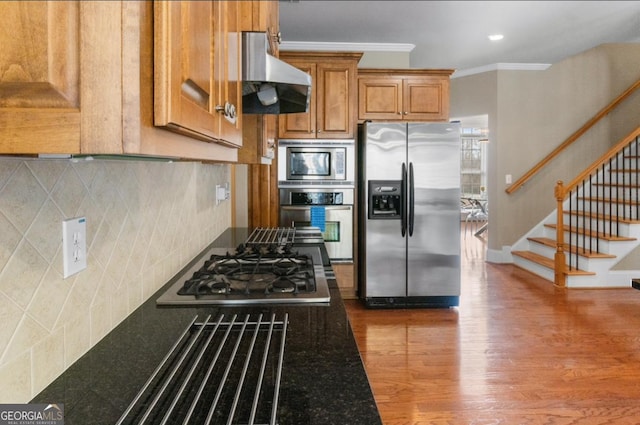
[358,77,404,121]
[278,60,317,139]
[357,71,452,122]
[216,1,243,147]
[278,55,359,139]
[317,61,357,138]
[154,1,220,142]
[0,2,81,153]
[403,77,450,121]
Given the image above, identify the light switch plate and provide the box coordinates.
[63,217,87,278]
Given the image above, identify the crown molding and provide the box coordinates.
[452,63,551,78]
[278,41,551,78]
[279,41,415,53]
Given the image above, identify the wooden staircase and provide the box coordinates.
[512,128,640,288]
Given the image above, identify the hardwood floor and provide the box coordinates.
[344,226,640,424]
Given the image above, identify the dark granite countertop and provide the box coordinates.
[32,228,382,425]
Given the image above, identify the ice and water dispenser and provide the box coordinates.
[367,181,402,219]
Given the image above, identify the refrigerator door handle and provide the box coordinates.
[401,162,407,237]
[409,162,415,236]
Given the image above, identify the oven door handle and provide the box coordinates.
[280,205,352,211]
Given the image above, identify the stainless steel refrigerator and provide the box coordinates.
[358,122,461,308]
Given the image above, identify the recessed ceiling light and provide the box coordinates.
[488,34,504,41]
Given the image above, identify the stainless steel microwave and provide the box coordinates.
[278,140,355,185]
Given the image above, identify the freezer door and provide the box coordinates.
[407,123,461,297]
[363,122,407,297]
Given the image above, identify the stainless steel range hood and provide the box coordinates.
[242,32,312,114]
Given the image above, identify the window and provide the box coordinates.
[460,127,488,198]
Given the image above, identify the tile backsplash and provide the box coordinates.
[0,157,231,402]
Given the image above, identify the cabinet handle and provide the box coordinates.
[272,31,282,44]
[216,102,237,124]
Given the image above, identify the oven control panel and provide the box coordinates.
[291,192,343,205]
[280,188,354,206]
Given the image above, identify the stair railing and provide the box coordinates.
[507,78,640,195]
[554,127,640,286]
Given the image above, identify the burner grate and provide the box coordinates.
[116,313,288,425]
[179,251,316,297]
[245,227,296,250]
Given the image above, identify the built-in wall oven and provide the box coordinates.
[279,188,354,261]
[278,140,355,261]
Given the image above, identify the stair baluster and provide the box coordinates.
[519,128,640,288]
[597,166,601,254]
[636,138,639,220]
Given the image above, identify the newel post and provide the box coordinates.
[554,181,566,287]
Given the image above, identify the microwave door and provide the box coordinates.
[290,152,330,178]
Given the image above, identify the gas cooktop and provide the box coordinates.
[156,228,331,306]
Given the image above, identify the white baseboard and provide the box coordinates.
[486,246,513,263]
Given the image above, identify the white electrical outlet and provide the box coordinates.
[63,217,87,278]
[505,174,513,184]
[216,183,230,205]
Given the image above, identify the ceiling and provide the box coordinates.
[278,1,640,75]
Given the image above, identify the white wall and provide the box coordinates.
[358,51,411,68]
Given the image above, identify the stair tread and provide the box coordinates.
[527,237,617,258]
[564,210,640,224]
[578,197,640,206]
[512,250,595,276]
[544,223,636,241]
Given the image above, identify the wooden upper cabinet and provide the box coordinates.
[154,0,242,147]
[0,1,240,161]
[278,52,362,140]
[358,69,454,122]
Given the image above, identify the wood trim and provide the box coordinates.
[506,77,640,194]
[562,126,640,196]
[357,68,454,77]
[279,51,363,61]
